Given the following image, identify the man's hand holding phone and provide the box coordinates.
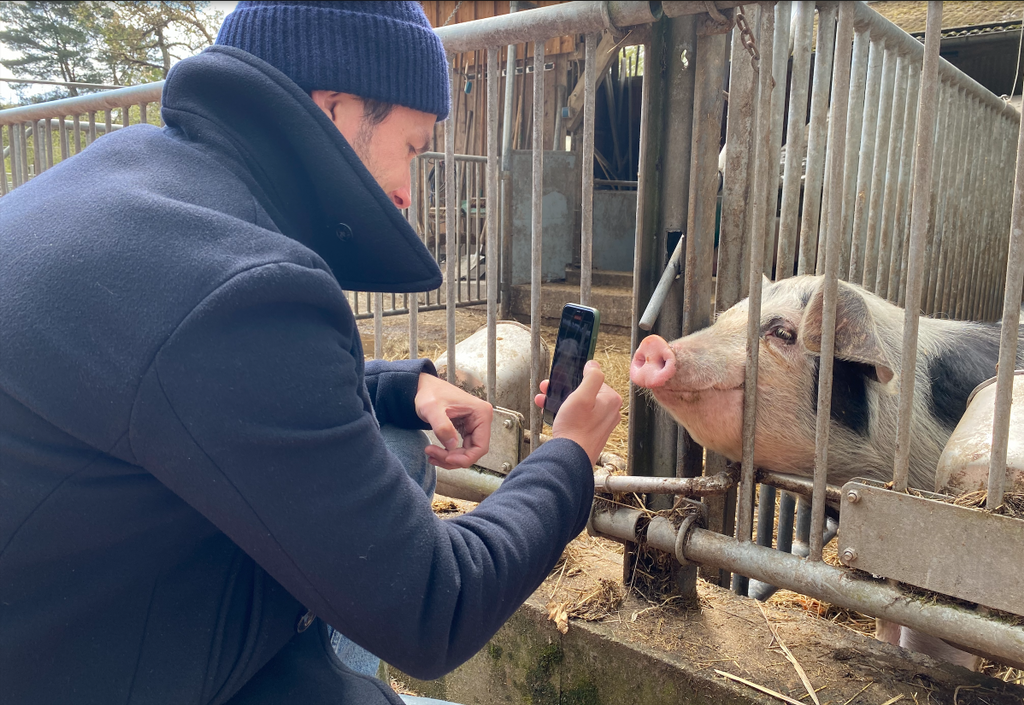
[534,361,622,465]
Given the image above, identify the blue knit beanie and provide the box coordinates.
[215,1,450,120]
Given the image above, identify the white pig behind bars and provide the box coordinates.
[630,275,1024,492]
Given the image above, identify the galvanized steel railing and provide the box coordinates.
[3,0,1023,668]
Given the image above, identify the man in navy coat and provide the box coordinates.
[0,2,622,703]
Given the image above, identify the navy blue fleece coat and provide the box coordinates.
[0,46,594,704]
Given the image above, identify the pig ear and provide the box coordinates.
[799,280,896,384]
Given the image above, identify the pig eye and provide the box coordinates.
[768,326,796,344]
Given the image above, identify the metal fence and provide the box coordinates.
[2,0,1022,669]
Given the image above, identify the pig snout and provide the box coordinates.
[631,335,676,389]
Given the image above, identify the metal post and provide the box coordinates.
[986,102,1024,503]
[409,162,420,360]
[810,2,854,562]
[529,40,545,452]
[874,53,909,299]
[849,36,884,285]
[486,46,500,404]
[446,53,458,383]
[892,1,942,493]
[838,29,870,281]
[888,64,920,305]
[921,82,952,314]
[761,1,791,278]
[581,33,597,308]
[737,4,776,594]
[776,1,815,282]
[374,292,384,359]
[862,46,897,293]
[797,3,837,276]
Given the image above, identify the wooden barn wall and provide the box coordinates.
[422,1,581,155]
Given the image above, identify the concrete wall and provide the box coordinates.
[511,152,639,284]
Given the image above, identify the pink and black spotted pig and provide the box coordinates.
[630,274,1024,669]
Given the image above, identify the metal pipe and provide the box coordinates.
[717,4,758,311]
[776,1,815,282]
[861,46,897,294]
[737,5,776,569]
[594,469,735,495]
[581,33,598,308]
[810,2,854,562]
[374,292,383,360]
[446,53,458,384]
[921,82,952,314]
[499,17,518,321]
[797,4,837,276]
[409,162,420,360]
[887,63,920,305]
[756,470,843,510]
[755,484,776,548]
[639,235,685,331]
[892,1,942,492]
[838,29,870,281]
[530,40,545,450]
[590,507,1024,668]
[761,0,791,278]
[848,36,884,285]
[434,1,662,53]
[874,53,909,298]
[486,47,500,405]
[0,82,163,126]
[936,89,969,316]
[436,466,503,503]
[987,111,1024,509]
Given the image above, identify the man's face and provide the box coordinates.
[311,91,435,209]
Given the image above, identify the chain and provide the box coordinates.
[734,6,760,70]
[443,0,465,27]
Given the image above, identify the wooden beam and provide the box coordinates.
[565,31,620,133]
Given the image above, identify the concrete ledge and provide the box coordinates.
[391,541,1024,705]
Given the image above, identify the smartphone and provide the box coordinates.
[543,304,601,426]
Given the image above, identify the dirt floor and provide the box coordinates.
[358,307,1024,689]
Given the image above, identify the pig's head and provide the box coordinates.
[630,275,899,477]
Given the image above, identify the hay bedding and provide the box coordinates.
[361,310,1023,685]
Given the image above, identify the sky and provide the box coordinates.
[0,1,239,105]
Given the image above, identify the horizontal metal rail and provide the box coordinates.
[591,505,1024,669]
[0,83,163,126]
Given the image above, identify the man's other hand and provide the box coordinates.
[416,373,493,469]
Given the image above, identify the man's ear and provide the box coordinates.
[309,90,340,120]
[799,279,896,384]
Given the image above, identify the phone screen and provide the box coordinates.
[543,305,599,425]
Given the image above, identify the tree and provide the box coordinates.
[84,2,223,85]
[0,1,107,97]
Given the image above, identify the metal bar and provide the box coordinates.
[72,114,82,157]
[936,89,969,316]
[810,1,854,563]
[920,82,952,314]
[737,5,776,569]
[716,4,759,309]
[530,40,545,450]
[861,47,897,293]
[776,2,815,282]
[757,470,843,509]
[409,162,420,361]
[31,121,42,180]
[0,76,124,90]
[420,151,487,162]
[949,97,983,318]
[756,485,776,548]
[849,2,1019,121]
[499,32,518,321]
[797,4,837,276]
[892,1,942,493]
[433,1,661,54]
[776,491,796,554]
[446,53,458,384]
[434,158,442,309]
[7,124,20,188]
[964,109,994,320]
[594,470,734,496]
[848,36,884,285]
[139,102,147,126]
[374,292,383,360]
[873,53,909,298]
[44,118,54,170]
[986,115,1024,508]
[838,29,870,281]
[0,83,163,126]
[762,0,791,278]
[0,127,8,196]
[87,111,96,146]
[888,63,920,305]
[486,47,499,405]
[581,33,597,308]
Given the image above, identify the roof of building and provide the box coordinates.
[866,1,1023,36]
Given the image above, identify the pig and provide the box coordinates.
[630,274,1024,490]
[630,274,1024,670]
